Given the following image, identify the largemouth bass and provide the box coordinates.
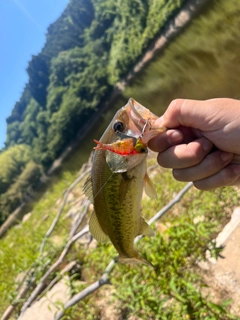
[84,98,166,267]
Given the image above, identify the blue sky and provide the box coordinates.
[0,0,69,149]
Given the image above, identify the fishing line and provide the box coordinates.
[139,118,150,139]
[91,154,126,201]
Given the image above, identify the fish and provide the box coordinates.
[84,98,166,267]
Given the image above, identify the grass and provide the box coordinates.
[66,165,240,319]
[1,156,239,319]
[0,170,77,314]
[1,153,240,319]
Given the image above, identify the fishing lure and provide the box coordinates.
[93,137,148,155]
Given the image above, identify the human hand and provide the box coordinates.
[149,98,240,190]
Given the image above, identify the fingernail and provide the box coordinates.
[221,152,233,162]
[233,165,240,175]
[202,139,212,151]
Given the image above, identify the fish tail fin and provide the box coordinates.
[119,253,154,268]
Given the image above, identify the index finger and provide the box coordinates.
[156,99,209,129]
[148,129,183,152]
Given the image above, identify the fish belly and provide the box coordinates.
[92,152,145,259]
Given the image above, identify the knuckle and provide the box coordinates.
[207,154,220,168]
[168,99,185,112]
[207,151,230,169]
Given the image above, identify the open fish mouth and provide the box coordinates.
[127,98,167,144]
[128,98,149,132]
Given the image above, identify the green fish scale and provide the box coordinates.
[93,159,142,258]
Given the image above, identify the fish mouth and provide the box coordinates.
[128,98,149,132]
[126,98,167,143]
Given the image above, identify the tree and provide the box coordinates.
[0,145,31,194]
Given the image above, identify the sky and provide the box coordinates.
[0,0,70,148]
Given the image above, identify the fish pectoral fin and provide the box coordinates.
[89,211,109,242]
[83,175,94,203]
[144,173,158,199]
[138,217,155,237]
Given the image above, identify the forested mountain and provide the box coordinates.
[0,0,187,224]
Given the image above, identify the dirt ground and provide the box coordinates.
[202,207,240,316]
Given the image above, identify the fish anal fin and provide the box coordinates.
[138,217,155,237]
[144,173,158,199]
[89,211,108,242]
[83,175,94,203]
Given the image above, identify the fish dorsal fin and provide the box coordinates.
[138,217,155,237]
[89,211,109,242]
[144,173,158,199]
[83,175,94,203]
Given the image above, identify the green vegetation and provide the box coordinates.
[0,170,75,312]
[4,0,187,158]
[78,169,238,320]
[1,163,239,318]
[0,145,42,224]
[0,0,187,224]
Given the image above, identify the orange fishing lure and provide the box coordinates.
[94,137,147,155]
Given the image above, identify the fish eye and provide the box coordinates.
[113,121,124,132]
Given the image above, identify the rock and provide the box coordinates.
[76,232,92,248]
[65,207,78,221]
[55,198,62,206]
[20,276,71,320]
[22,212,32,223]
[193,215,205,224]
[215,206,240,246]
[208,206,240,264]
[203,207,240,316]
[50,235,64,248]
